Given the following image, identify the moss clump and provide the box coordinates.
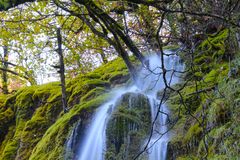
[0,94,8,107]
[93,57,130,85]
[0,125,15,157]
[189,29,230,76]
[80,87,106,102]
[184,123,202,143]
[32,82,61,103]
[0,107,14,139]
[197,29,228,58]
[208,99,230,125]
[67,78,110,105]
[93,58,128,76]
[0,82,64,160]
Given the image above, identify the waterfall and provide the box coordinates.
[73,50,183,160]
[136,52,183,160]
[75,87,138,160]
[77,102,111,160]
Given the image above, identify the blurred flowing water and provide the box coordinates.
[73,51,184,160]
[137,53,183,160]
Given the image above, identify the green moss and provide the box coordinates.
[97,60,129,85]
[94,58,128,76]
[101,70,128,81]
[0,125,15,157]
[80,87,106,102]
[106,93,151,159]
[167,29,239,159]
[0,82,64,160]
[1,139,19,160]
[184,123,202,143]
[0,94,8,107]
[83,73,101,79]
[208,99,229,125]
[32,82,61,102]
[16,117,49,159]
[190,29,230,80]
[197,29,229,56]
[0,86,38,159]
[176,156,198,160]
[29,93,109,160]
[0,107,14,145]
[0,55,133,160]
[15,86,36,105]
[68,78,109,105]
[1,119,27,159]
[194,55,213,65]
[0,107,14,125]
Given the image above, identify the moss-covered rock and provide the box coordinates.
[29,93,110,160]
[0,57,130,160]
[105,92,151,160]
[167,28,240,159]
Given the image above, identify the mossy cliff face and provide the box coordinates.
[167,29,240,159]
[105,92,151,160]
[0,57,130,160]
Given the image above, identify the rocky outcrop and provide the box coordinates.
[0,57,130,160]
[105,92,151,160]
[166,29,240,159]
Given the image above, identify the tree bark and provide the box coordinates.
[74,12,138,82]
[55,0,139,81]
[99,50,108,64]
[57,27,68,113]
[76,0,147,66]
[112,33,137,81]
[1,46,8,94]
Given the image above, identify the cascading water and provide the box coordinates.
[77,101,112,160]
[138,53,183,160]
[74,50,183,160]
[76,87,138,160]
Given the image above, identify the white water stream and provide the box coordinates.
[143,54,183,160]
[76,51,183,160]
[76,88,135,160]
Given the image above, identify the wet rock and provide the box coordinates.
[105,92,151,160]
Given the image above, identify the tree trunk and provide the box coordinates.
[79,13,137,81]
[99,50,108,64]
[1,46,8,94]
[57,28,68,113]
[55,1,140,82]
[77,0,147,66]
[237,20,240,49]
[111,34,137,82]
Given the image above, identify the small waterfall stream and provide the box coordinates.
[74,51,183,160]
[76,87,138,160]
[137,53,183,160]
[77,101,112,160]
